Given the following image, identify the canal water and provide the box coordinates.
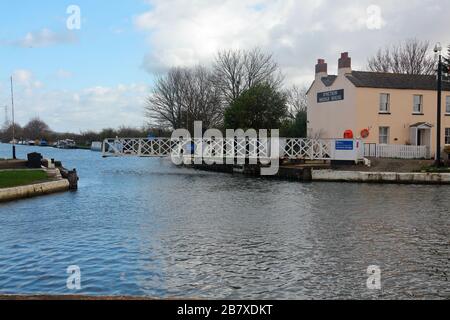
[0,143,448,299]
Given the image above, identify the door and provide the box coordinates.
[418,129,431,159]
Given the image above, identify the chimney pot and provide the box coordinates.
[338,52,351,70]
[315,59,328,74]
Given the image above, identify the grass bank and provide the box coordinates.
[417,165,450,173]
[0,170,49,189]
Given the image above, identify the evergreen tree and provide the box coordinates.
[224,83,287,131]
[444,45,450,73]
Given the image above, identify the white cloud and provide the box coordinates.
[134,0,301,72]
[12,70,33,85]
[135,0,450,85]
[0,73,149,132]
[12,70,43,94]
[11,28,78,48]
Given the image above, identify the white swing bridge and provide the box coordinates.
[102,137,364,162]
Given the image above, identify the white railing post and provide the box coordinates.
[365,144,430,159]
[138,139,142,157]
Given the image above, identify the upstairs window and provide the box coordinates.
[446,96,450,114]
[413,95,423,114]
[446,128,450,145]
[379,93,390,113]
[379,127,390,144]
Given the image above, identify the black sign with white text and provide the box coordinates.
[317,89,344,103]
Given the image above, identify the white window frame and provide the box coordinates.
[413,95,423,114]
[446,96,450,115]
[379,127,390,145]
[445,128,450,145]
[379,93,390,113]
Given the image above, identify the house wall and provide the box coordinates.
[307,76,450,157]
[307,75,357,139]
[307,52,450,159]
[355,87,450,156]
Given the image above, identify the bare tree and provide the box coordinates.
[182,66,223,130]
[368,39,436,75]
[285,85,308,119]
[145,67,222,131]
[213,47,284,105]
[23,117,51,140]
[444,45,450,70]
[0,123,23,142]
[145,68,186,130]
[146,48,284,131]
[368,49,392,73]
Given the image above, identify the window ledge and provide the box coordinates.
[412,113,424,115]
[379,112,391,115]
[445,113,450,116]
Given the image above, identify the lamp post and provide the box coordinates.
[434,43,443,167]
[10,76,16,160]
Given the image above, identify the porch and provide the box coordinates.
[410,122,433,159]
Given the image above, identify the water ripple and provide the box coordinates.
[0,144,449,299]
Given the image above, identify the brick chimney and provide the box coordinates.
[315,59,328,79]
[338,52,351,75]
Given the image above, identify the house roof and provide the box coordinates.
[305,75,337,95]
[410,122,434,128]
[321,75,337,87]
[345,71,450,91]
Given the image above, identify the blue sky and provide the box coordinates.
[1,0,449,132]
[0,0,151,91]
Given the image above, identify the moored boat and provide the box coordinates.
[55,139,77,149]
[90,141,102,152]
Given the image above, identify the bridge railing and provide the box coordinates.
[102,138,333,161]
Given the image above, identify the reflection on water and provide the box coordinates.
[0,144,448,299]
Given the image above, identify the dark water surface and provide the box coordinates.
[0,143,448,299]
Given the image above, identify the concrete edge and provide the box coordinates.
[312,170,450,184]
[0,179,70,203]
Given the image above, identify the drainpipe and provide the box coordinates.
[435,44,442,167]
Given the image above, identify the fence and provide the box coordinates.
[363,143,430,159]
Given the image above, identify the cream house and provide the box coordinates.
[307,52,450,159]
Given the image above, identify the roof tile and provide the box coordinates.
[345,71,450,91]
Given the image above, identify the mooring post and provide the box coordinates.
[67,169,79,190]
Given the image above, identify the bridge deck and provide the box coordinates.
[102,138,333,161]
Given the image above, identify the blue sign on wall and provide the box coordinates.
[335,140,354,151]
[317,89,344,103]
